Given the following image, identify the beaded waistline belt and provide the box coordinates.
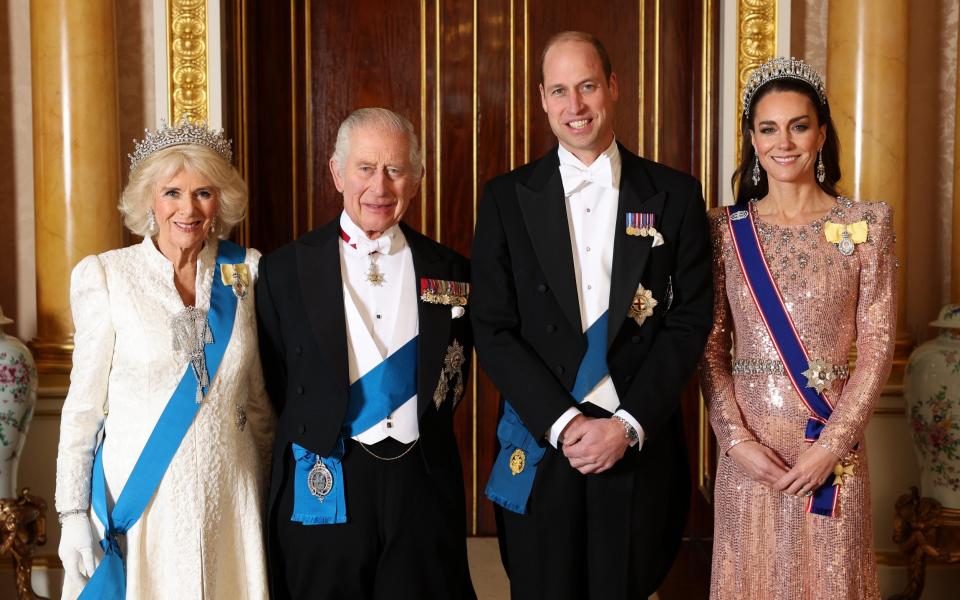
[732,358,850,382]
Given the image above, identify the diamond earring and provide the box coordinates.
[751,156,761,186]
[210,215,218,235]
[146,208,157,234]
[816,150,826,183]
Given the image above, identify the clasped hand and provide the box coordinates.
[728,440,839,496]
[560,414,630,475]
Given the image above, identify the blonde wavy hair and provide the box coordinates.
[119,144,247,238]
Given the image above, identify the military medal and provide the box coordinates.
[626,213,664,246]
[509,448,526,476]
[308,457,334,501]
[420,278,470,306]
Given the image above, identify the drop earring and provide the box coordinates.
[210,215,218,235]
[816,150,826,183]
[751,156,761,186]
[146,208,157,234]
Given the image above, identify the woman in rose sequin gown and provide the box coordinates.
[700,57,896,599]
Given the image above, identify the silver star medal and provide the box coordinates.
[366,254,385,287]
[308,457,334,502]
[170,307,214,403]
[802,359,836,394]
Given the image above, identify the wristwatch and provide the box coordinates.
[613,415,639,444]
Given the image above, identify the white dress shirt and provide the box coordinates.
[546,140,645,450]
[339,212,419,444]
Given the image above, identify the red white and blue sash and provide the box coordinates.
[726,204,839,517]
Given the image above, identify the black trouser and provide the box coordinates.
[498,404,689,600]
[272,438,476,600]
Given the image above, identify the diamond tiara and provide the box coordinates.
[128,118,233,171]
[742,56,827,117]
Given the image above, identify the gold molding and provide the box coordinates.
[168,0,209,123]
[434,0,442,242]
[652,0,661,162]
[420,0,428,233]
[289,0,298,239]
[523,0,529,164]
[735,0,776,161]
[471,0,478,536]
[698,0,717,501]
[637,0,644,153]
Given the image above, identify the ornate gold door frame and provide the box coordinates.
[153,0,223,127]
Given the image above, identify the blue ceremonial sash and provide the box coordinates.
[291,336,418,525]
[726,205,839,517]
[79,240,246,599]
[486,311,609,514]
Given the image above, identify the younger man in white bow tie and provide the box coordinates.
[472,31,713,600]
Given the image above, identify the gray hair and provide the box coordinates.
[119,143,248,238]
[331,108,422,174]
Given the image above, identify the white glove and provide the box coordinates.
[58,513,99,582]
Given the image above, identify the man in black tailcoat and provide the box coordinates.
[472,31,713,599]
[257,108,476,600]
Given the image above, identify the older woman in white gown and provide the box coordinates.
[54,121,275,599]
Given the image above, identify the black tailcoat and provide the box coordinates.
[471,143,713,598]
[256,218,475,599]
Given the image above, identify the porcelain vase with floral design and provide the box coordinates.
[905,304,960,508]
[0,311,37,499]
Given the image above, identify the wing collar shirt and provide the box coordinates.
[547,140,644,450]
[339,211,419,444]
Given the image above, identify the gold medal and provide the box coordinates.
[509,448,526,476]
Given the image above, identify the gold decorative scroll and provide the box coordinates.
[168,0,208,123]
[735,0,776,161]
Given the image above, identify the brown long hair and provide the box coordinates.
[731,78,841,205]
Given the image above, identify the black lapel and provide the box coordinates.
[295,220,350,394]
[401,223,452,417]
[517,150,582,331]
[607,145,666,347]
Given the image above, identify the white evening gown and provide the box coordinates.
[55,237,275,600]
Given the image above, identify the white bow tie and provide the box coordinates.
[355,235,391,255]
[559,157,613,195]
[342,228,392,255]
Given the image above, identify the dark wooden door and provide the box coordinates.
[224,0,719,546]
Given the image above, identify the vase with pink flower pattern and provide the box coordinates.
[0,305,37,499]
[905,304,960,508]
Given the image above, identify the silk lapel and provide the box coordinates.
[401,223,452,417]
[296,220,350,398]
[607,147,666,348]
[517,151,582,331]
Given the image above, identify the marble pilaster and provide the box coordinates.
[29,0,122,374]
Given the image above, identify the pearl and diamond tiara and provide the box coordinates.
[128,118,233,171]
[742,56,827,117]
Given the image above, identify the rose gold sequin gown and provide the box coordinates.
[700,197,896,600]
